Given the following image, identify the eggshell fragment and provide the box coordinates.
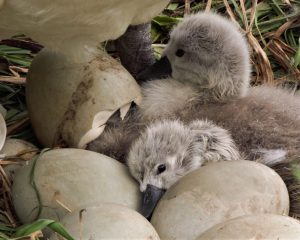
[26,48,142,148]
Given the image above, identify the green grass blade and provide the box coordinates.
[152,15,181,27]
[0,45,31,55]
[48,221,75,240]
[14,219,74,240]
[30,148,51,220]
[0,232,10,240]
[292,164,300,182]
[14,219,54,237]
[0,224,14,232]
[270,0,286,17]
[167,3,179,11]
[293,38,300,67]
[230,0,244,23]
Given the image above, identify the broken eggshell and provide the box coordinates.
[196,214,300,239]
[12,148,141,223]
[26,48,142,148]
[50,204,160,240]
[151,161,289,240]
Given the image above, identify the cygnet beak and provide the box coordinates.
[136,56,172,82]
[140,184,166,219]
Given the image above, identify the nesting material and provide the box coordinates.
[196,214,300,239]
[50,204,160,240]
[26,48,141,148]
[12,149,140,223]
[0,138,38,179]
[0,112,6,151]
[0,138,37,157]
[151,161,289,240]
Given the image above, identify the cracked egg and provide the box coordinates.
[26,48,141,148]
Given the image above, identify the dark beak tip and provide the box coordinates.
[139,184,166,219]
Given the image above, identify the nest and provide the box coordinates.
[0,0,299,237]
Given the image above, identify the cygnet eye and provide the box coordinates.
[157,164,166,175]
[175,49,185,57]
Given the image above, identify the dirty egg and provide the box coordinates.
[12,148,141,223]
[26,48,142,148]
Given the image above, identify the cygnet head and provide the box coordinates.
[138,12,251,100]
[127,119,241,218]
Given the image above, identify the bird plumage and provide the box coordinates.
[139,12,300,162]
[87,11,300,218]
[127,119,241,192]
[89,12,300,163]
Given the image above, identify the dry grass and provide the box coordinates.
[153,0,300,87]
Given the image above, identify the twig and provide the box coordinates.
[0,76,26,85]
[248,0,258,31]
[205,0,212,12]
[240,0,249,32]
[273,19,297,38]
[224,0,274,85]
[9,66,28,75]
[223,0,237,22]
[248,33,274,84]
[7,117,30,135]
[55,199,72,213]
[185,0,190,15]
[0,165,11,188]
